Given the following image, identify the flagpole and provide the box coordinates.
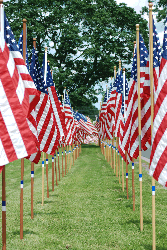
[20,18,27,240]
[149,3,156,249]
[52,156,54,191]
[61,95,64,178]
[31,38,36,219]
[57,148,60,181]
[0,3,6,249]
[55,153,58,186]
[136,23,143,231]
[42,153,44,206]
[113,66,117,173]
[132,158,135,211]
[132,42,136,208]
[2,165,6,250]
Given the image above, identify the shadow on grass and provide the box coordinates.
[143,244,167,250]
[12,229,38,236]
[81,144,99,149]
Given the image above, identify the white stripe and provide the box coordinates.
[2,206,6,212]
[0,80,28,159]
[0,139,9,166]
[21,184,24,188]
[31,174,34,178]
[7,51,15,78]
[48,87,64,137]
[152,191,155,196]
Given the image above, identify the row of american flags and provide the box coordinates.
[0,6,98,170]
[94,16,167,188]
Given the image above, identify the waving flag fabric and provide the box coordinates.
[0,10,38,167]
[29,47,60,157]
[149,18,167,187]
[42,56,67,138]
[128,34,151,159]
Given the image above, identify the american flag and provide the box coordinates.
[149,18,167,187]
[29,47,60,159]
[107,81,117,137]
[118,72,131,163]
[128,34,151,159]
[0,10,38,167]
[74,111,93,136]
[42,56,67,139]
[99,90,108,139]
[64,91,76,145]
[114,70,123,138]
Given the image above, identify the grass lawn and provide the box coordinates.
[0,144,167,249]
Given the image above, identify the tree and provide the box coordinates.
[4,0,149,112]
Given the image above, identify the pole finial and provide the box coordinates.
[149,2,153,9]
[23,18,27,23]
[33,38,36,41]
[136,24,139,30]
[134,41,136,45]
[0,0,3,4]
[123,68,125,72]
[45,47,47,51]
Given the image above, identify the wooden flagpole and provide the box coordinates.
[57,148,60,181]
[65,143,67,175]
[0,4,6,248]
[20,18,27,239]
[149,3,156,249]
[62,144,64,177]
[69,145,72,171]
[125,151,129,199]
[52,156,54,191]
[132,158,135,211]
[122,157,124,191]
[42,153,44,206]
[118,150,121,184]
[113,66,117,172]
[30,38,36,219]
[136,23,143,231]
[55,153,58,186]
[2,165,6,250]
[46,153,49,198]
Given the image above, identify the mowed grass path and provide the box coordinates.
[0,144,167,249]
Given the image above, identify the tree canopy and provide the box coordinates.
[4,0,149,116]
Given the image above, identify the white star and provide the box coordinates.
[11,39,15,43]
[6,26,10,30]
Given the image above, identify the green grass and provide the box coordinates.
[0,144,167,249]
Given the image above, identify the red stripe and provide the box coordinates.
[0,44,37,158]
[153,146,167,182]
[0,112,17,162]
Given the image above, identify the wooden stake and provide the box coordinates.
[20,158,24,239]
[20,18,27,240]
[136,23,143,231]
[2,166,6,250]
[114,145,115,174]
[69,145,72,171]
[149,3,156,249]
[116,138,118,177]
[62,145,64,177]
[42,152,44,206]
[46,153,49,198]
[55,153,58,186]
[65,143,67,175]
[132,158,135,211]
[73,143,74,166]
[118,150,121,184]
[125,151,129,199]
[122,157,124,192]
[31,162,34,219]
[52,156,54,191]
[57,148,60,181]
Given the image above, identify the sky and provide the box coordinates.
[94,0,165,110]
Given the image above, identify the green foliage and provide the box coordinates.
[142,1,167,23]
[4,0,149,111]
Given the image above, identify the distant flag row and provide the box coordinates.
[98,16,167,187]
